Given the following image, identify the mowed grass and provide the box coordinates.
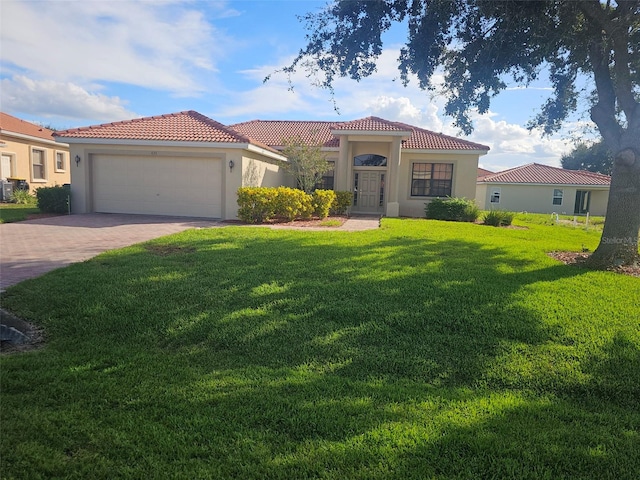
[0,203,40,223]
[1,218,639,479]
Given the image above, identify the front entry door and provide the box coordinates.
[353,171,384,213]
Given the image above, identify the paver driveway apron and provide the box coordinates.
[0,213,220,290]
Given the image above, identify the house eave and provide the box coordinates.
[403,148,489,156]
[2,130,67,148]
[54,136,286,161]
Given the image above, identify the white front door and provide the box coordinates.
[353,170,385,213]
[1,154,12,180]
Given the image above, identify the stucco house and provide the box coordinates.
[54,111,489,220]
[476,163,611,216]
[1,112,70,196]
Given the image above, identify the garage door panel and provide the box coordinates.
[93,155,222,218]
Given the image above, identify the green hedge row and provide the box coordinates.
[36,185,70,214]
[237,187,351,224]
[425,197,480,222]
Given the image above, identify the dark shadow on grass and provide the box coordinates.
[2,227,637,478]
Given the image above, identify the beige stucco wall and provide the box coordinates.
[476,183,610,216]
[64,142,286,220]
[397,152,480,217]
[1,133,70,193]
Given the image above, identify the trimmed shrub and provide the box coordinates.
[331,191,352,215]
[273,187,313,221]
[237,187,278,223]
[425,197,480,222]
[312,189,336,219]
[483,210,515,227]
[36,185,70,213]
[10,189,36,205]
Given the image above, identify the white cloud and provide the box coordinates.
[0,0,230,95]
[1,76,137,122]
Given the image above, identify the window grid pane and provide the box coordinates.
[411,163,452,197]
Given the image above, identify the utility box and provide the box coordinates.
[1,180,13,201]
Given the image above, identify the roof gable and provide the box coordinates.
[479,163,611,186]
[54,111,277,152]
[1,112,56,142]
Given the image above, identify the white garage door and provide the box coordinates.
[93,154,222,218]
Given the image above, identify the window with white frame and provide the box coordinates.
[490,188,501,203]
[32,148,46,180]
[552,189,563,205]
[55,151,66,172]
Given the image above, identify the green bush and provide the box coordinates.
[36,185,70,213]
[331,191,352,215]
[9,189,36,205]
[273,187,313,221]
[425,197,479,222]
[237,187,278,223]
[483,210,515,227]
[312,189,336,219]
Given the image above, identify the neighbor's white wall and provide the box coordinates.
[477,183,610,215]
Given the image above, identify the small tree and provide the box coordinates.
[279,135,332,194]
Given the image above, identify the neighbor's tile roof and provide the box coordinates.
[231,120,339,148]
[54,111,278,153]
[477,167,494,177]
[231,117,490,152]
[478,163,610,185]
[1,112,57,141]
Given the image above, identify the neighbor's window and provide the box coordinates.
[553,189,563,205]
[32,149,46,180]
[411,163,453,197]
[490,188,501,203]
[354,154,387,167]
[317,161,335,190]
[55,151,66,171]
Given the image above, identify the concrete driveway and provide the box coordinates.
[0,213,220,290]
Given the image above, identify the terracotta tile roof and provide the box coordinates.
[231,120,339,148]
[54,111,278,153]
[478,163,610,186]
[231,117,490,152]
[393,121,490,150]
[1,112,56,141]
[478,167,494,178]
[332,116,409,132]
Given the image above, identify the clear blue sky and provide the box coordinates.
[1,0,595,171]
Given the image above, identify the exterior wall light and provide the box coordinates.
[75,155,81,166]
[229,160,235,171]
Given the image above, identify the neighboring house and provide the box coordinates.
[476,163,611,216]
[0,112,70,195]
[54,111,489,220]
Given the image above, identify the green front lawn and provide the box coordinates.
[0,203,40,223]
[1,218,638,479]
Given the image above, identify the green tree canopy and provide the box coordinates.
[561,140,614,175]
[283,0,640,267]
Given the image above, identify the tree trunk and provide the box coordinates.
[587,148,640,268]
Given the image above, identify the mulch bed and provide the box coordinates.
[548,251,640,278]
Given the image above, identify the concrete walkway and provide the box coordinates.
[0,214,219,290]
